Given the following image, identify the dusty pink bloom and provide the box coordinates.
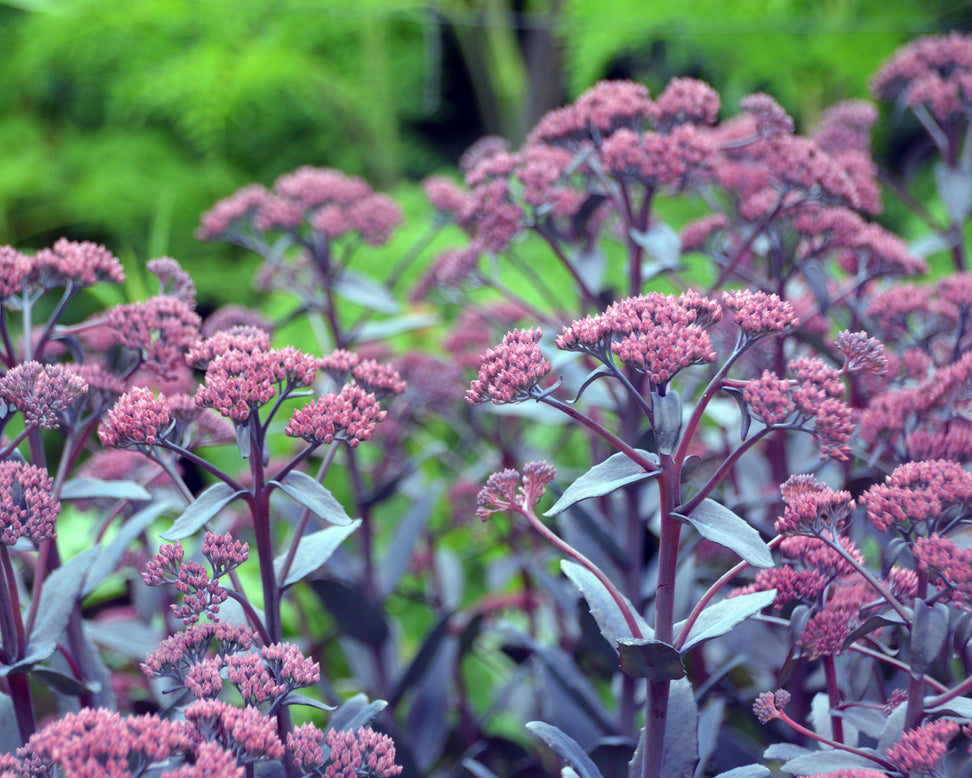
[197,184,271,240]
[833,150,882,215]
[148,256,196,306]
[835,331,888,376]
[33,238,125,288]
[476,461,556,520]
[795,771,890,778]
[840,223,926,277]
[576,80,654,136]
[723,290,797,338]
[348,193,402,246]
[739,93,794,137]
[913,534,972,608]
[768,136,859,207]
[226,651,286,704]
[187,325,273,367]
[0,245,32,296]
[776,474,855,536]
[467,328,551,405]
[0,461,59,544]
[0,361,87,429]
[412,244,481,299]
[161,741,243,778]
[184,656,225,699]
[286,383,386,447]
[799,606,856,659]
[744,371,794,425]
[812,100,878,156]
[885,689,908,715]
[652,77,720,129]
[202,531,249,577]
[789,357,845,414]
[466,179,524,253]
[289,723,326,772]
[351,360,407,399]
[319,348,361,383]
[780,534,864,578]
[274,166,371,209]
[422,175,474,219]
[261,642,321,689]
[195,346,320,422]
[142,622,255,681]
[460,136,512,174]
[886,719,959,773]
[608,293,717,385]
[185,699,285,763]
[322,727,403,778]
[20,709,194,777]
[106,295,202,379]
[730,565,826,609]
[99,387,172,448]
[753,689,791,724]
[861,459,972,532]
[680,213,729,252]
[254,194,306,232]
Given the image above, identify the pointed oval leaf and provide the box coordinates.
[462,760,500,778]
[281,693,336,711]
[663,678,699,778]
[911,600,949,678]
[275,520,361,588]
[652,390,682,455]
[60,477,151,502]
[161,482,246,541]
[327,693,388,733]
[781,750,884,774]
[713,767,771,778]
[29,666,100,697]
[352,312,439,343]
[271,471,352,526]
[925,695,972,718]
[389,613,453,707]
[526,721,605,778]
[546,451,660,517]
[561,560,652,647]
[617,638,685,681]
[629,222,681,269]
[676,589,777,653]
[681,499,774,568]
[17,547,100,672]
[333,269,399,314]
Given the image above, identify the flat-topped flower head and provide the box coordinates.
[286,383,386,447]
[476,461,555,520]
[529,80,653,147]
[886,719,960,774]
[195,346,320,423]
[607,293,717,387]
[162,741,243,778]
[860,459,972,532]
[33,238,125,288]
[812,100,879,156]
[352,359,407,399]
[0,245,32,297]
[467,328,551,405]
[739,93,795,138]
[722,290,797,339]
[100,387,172,448]
[106,295,202,379]
[202,531,248,577]
[652,77,720,130]
[0,461,59,544]
[322,727,404,778]
[148,256,196,305]
[184,700,284,763]
[0,361,88,429]
[197,184,271,240]
[776,474,855,536]
[744,371,794,425]
[835,331,888,376]
[730,565,826,610]
[187,325,273,367]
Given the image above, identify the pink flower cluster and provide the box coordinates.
[913,534,972,608]
[15,709,195,777]
[467,328,551,405]
[141,621,255,682]
[0,461,59,544]
[0,361,88,429]
[860,459,972,532]
[105,295,202,379]
[33,238,126,288]
[872,32,972,124]
[195,346,320,422]
[198,166,402,246]
[776,474,855,536]
[185,699,285,763]
[722,290,797,339]
[186,325,272,366]
[286,382,387,447]
[557,292,719,388]
[99,387,172,448]
[142,540,229,624]
[885,719,960,773]
[475,461,556,520]
[287,725,403,778]
[788,357,854,460]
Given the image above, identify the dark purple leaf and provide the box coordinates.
[560,560,652,648]
[60,477,151,502]
[911,600,948,677]
[616,639,685,681]
[652,390,681,454]
[662,678,698,778]
[681,500,774,568]
[271,471,353,526]
[675,589,777,653]
[712,767,771,778]
[327,693,387,733]
[389,613,453,707]
[310,579,389,646]
[526,721,605,778]
[274,520,360,588]
[161,482,246,541]
[545,451,660,517]
[85,501,174,596]
[376,488,439,597]
[281,693,335,711]
[781,750,884,774]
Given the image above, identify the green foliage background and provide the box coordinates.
[0,0,968,303]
